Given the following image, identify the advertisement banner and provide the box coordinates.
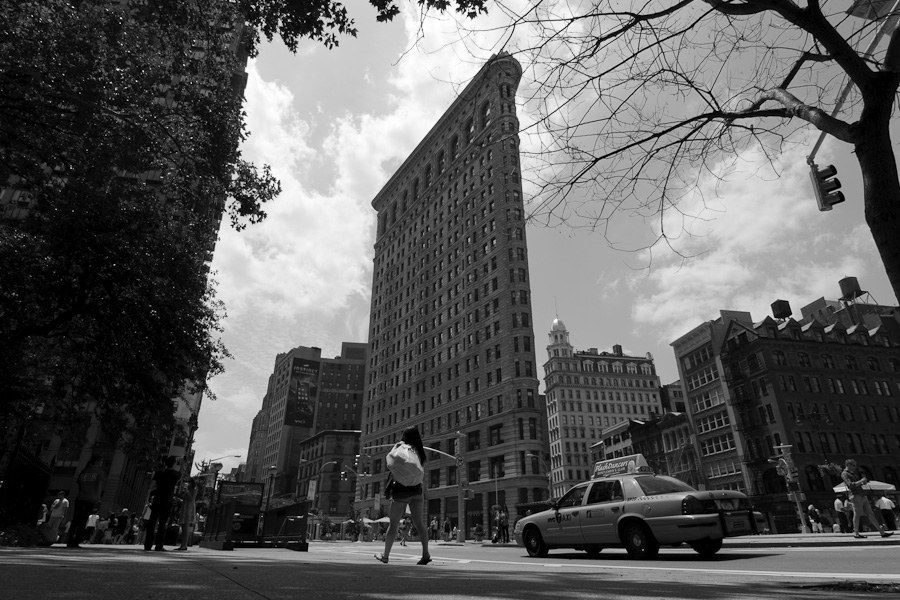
[285,357,318,427]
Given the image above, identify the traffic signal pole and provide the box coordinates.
[805,1,900,208]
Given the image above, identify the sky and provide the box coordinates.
[191,4,895,475]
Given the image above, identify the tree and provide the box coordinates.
[453,0,900,302]
[0,0,279,458]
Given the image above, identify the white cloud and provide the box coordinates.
[630,142,885,343]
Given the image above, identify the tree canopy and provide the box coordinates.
[0,0,279,457]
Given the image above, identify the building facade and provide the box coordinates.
[543,318,663,497]
[671,311,752,494]
[247,343,367,505]
[358,53,545,533]
[719,298,900,532]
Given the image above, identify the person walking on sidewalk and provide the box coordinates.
[144,456,181,551]
[875,494,896,531]
[841,458,893,538]
[175,478,198,551]
[68,456,106,548]
[46,491,69,544]
[833,494,849,533]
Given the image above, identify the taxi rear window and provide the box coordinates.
[633,476,695,496]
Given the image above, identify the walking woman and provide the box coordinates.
[175,478,198,551]
[374,426,431,565]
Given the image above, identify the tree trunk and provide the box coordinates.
[856,74,900,305]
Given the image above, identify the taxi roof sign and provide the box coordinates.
[592,454,652,479]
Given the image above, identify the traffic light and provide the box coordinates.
[809,163,845,211]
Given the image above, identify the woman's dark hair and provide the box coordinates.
[400,426,427,465]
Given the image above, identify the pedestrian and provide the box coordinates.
[374,426,431,565]
[85,509,100,543]
[875,493,896,531]
[67,456,106,548]
[841,458,893,538]
[806,504,823,533]
[398,517,409,546]
[46,491,69,544]
[102,512,116,543]
[175,478,198,551]
[36,503,48,526]
[499,505,510,542]
[443,516,451,542]
[833,494,849,533]
[430,517,439,541]
[113,508,130,543]
[144,455,182,552]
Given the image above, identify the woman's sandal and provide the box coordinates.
[374,553,389,563]
[416,555,432,565]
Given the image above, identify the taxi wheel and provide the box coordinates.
[688,538,723,557]
[621,522,659,560]
[523,527,548,558]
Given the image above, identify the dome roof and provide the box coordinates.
[551,317,567,332]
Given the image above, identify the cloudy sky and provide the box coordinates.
[192,4,895,474]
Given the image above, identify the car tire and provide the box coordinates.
[621,522,659,560]
[688,538,723,557]
[523,527,548,558]
[585,547,602,558]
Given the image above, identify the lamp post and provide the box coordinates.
[456,432,466,543]
[526,453,552,499]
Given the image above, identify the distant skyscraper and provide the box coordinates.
[358,53,545,530]
[543,318,662,496]
[246,343,366,501]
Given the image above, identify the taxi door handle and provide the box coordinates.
[611,507,620,513]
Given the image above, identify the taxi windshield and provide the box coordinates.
[634,475,696,496]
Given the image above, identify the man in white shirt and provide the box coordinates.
[833,494,849,533]
[85,510,101,544]
[875,494,896,531]
[47,491,69,543]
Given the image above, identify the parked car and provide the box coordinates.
[514,454,765,559]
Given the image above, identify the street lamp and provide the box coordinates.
[526,453,552,499]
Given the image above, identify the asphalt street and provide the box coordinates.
[2,534,898,600]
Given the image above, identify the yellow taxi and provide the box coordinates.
[514,454,765,559]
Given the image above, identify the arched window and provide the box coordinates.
[424,164,432,188]
[821,354,835,369]
[437,150,445,174]
[465,118,475,144]
[481,101,492,128]
[867,356,881,371]
[450,135,459,159]
[773,350,787,366]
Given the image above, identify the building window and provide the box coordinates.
[773,351,787,366]
[467,460,481,482]
[489,424,503,445]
